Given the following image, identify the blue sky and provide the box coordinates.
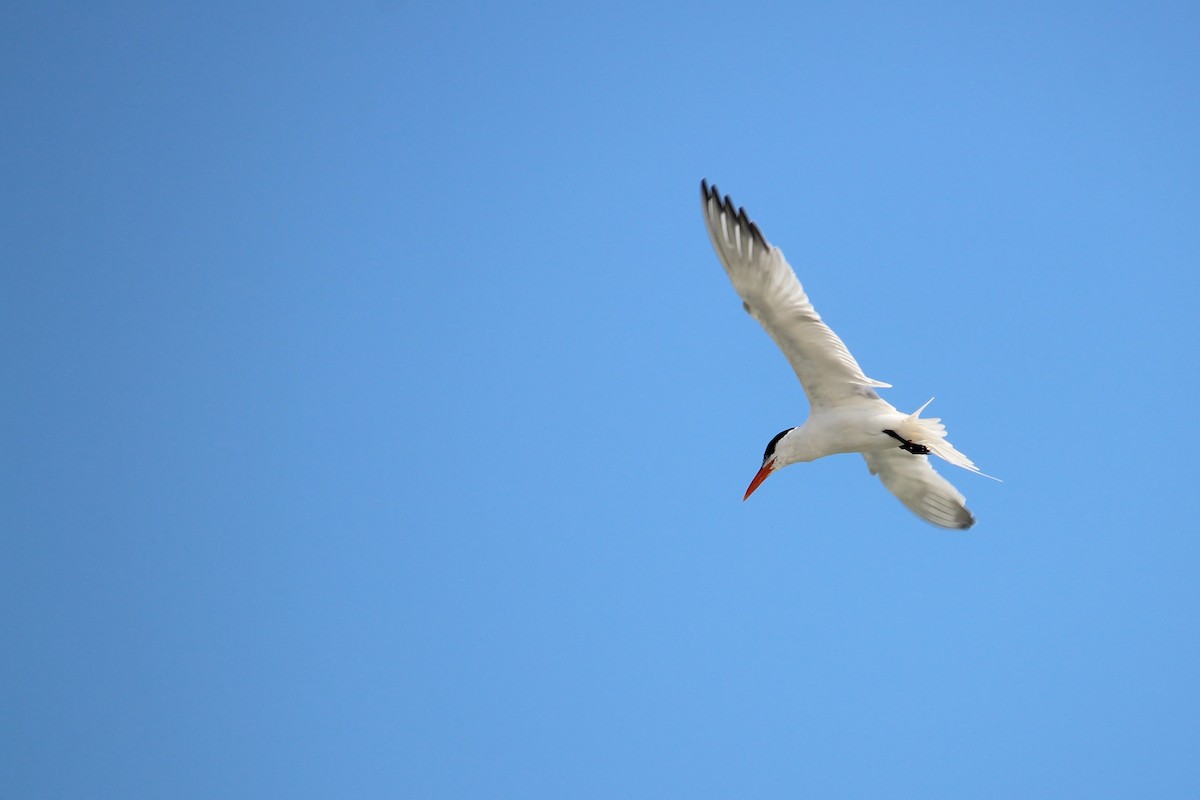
[4,1,1199,797]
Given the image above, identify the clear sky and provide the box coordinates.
[4,2,1199,797]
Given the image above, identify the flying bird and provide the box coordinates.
[700,180,992,529]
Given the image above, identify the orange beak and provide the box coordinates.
[743,460,774,501]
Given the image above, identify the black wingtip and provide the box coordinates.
[748,221,767,248]
[699,180,771,249]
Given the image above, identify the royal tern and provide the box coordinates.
[700,180,992,529]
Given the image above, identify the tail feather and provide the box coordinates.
[898,398,1001,481]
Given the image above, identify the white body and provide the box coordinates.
[701,181,991,530]
[780,406,911,463]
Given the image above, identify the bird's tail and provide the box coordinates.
[898,398,1000,480]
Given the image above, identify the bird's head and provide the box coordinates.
[744,427,797,500]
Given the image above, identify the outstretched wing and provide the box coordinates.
[700,180,891,409]
[863,447,976,530]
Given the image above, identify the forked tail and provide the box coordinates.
[897,398,1000,481]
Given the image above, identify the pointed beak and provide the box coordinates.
[744,460,775,501]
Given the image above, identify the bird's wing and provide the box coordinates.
[862,447,976,530]
[701,180,891,409]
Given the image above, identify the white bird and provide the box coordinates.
[700,180,993,530]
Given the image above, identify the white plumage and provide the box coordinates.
[700,180,993,530]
